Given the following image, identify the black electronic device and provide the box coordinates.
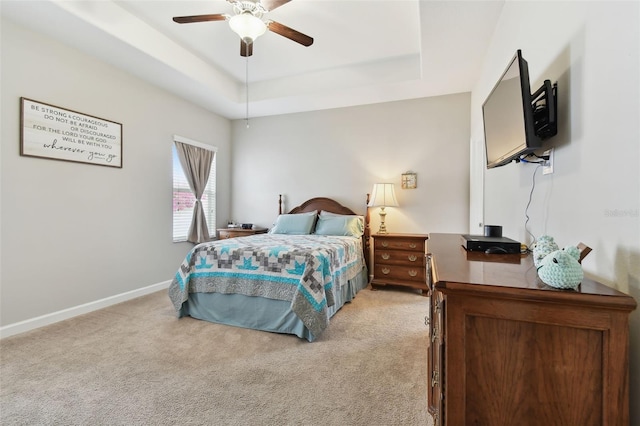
[461,234,521,254]
[482,49,558,169]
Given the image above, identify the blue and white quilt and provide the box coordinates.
[168,234,365,337]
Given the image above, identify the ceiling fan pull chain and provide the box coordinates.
[245,53,250,128]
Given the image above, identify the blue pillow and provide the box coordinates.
[314,214,364,237]
[270,211,317,235]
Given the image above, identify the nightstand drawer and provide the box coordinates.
[374,249,424,266]
[373,264,426,283]
[374,237,424,252]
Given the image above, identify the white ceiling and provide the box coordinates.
[1,0,505,120]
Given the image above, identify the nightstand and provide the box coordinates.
[370,233,428,294]
[217,227,268,239]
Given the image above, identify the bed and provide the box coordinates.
[168,196,371,341]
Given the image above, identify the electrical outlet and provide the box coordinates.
[542,148,554,175]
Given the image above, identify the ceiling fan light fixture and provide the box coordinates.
[229,12,266,45]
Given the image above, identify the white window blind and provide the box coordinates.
[172,142,217,242]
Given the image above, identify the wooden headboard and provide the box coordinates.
[277,194,371,271]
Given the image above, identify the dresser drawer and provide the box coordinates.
[375,237,424,252]
[373,263,426,283]
[374,249,424,266]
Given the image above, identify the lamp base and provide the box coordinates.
[377,207,389,234]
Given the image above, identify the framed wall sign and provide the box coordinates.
[20,97,122,168]
[402,172,417,189]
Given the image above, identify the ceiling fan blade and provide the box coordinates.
[240,41,253,57]
[259,0,291,12]
[172,14,227,24]
[267,21,313,47]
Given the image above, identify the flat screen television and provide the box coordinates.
[482,49,557,169]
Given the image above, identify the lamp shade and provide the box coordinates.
[368,183,399,207]
[229,12,267,44]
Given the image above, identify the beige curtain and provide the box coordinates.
[174,141,215,244]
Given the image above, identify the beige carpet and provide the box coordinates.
[1,285,433,426]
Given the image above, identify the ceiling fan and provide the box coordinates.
[172,0,314,57]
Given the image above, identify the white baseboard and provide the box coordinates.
[0,280,171,339]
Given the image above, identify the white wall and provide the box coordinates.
[0,20,232,328]
[469,1,640,421]
[229,94,471,236]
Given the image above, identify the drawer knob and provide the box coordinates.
[424,316,430,326]
[408,255,417,262]
[381,253,390,260]
[408,269,418,277]
[381,241,389,247]
[381,267,391,275]
[409,243,417,249]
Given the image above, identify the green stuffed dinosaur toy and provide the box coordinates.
[537,245,584,290]
[532,235,559,268]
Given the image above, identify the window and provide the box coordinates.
[172,138,217,242]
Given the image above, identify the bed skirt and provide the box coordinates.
[179,267,369,342]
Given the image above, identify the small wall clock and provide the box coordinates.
[402,172,417,189]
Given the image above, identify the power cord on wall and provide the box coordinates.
[524,163,543,249]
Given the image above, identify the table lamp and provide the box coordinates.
[368,183,399,234]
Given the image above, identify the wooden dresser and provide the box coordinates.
[426,233,636,426]
[370,233,428,294]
